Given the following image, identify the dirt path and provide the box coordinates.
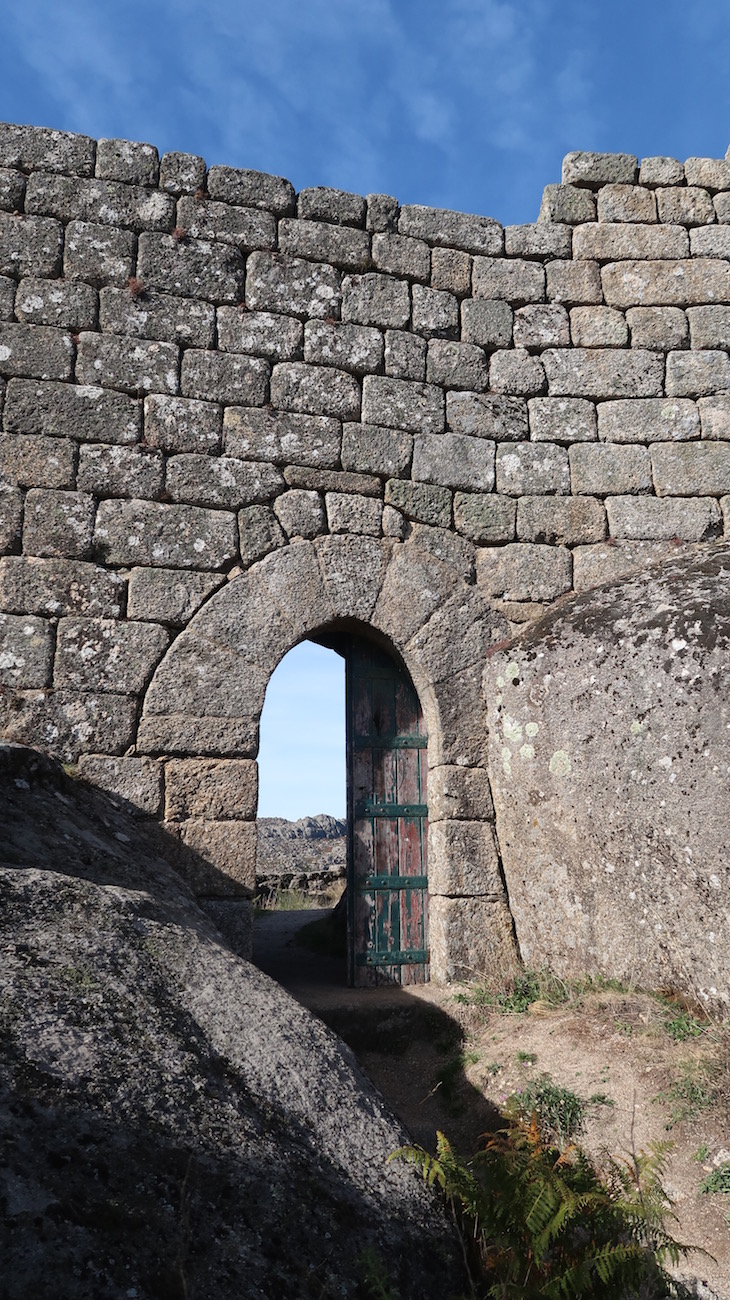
[254,907,730,1298]
[253,906,498,1150]
[253,906,346,996]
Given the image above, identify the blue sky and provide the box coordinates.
[2,1,729,816]
[2,1,730,228]
[257,642,345,819]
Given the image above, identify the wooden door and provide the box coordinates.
[346,639,429,986]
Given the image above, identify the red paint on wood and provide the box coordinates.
[346,639,429,986]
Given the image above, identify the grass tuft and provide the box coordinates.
[700,1162,730,1195]
[454,968,637,1017]
[658,1060,715,1129]
[255,885,314,912]
[507,1073,586,1144]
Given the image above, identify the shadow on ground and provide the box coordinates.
[254,906,502,1155]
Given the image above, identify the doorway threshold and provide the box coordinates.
[252,905,440,1015]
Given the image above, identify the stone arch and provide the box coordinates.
[139,533,518,982]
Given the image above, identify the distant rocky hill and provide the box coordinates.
[256,814,346,902]
[0,745,460,1299]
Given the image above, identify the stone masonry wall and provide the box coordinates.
[2,120,730,978]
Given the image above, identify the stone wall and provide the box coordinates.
[2,120,730,981]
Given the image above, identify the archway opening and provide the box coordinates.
[254,628,430,989]
[257,639,346,822]
[254,637,348,985]
[139,536,514,987]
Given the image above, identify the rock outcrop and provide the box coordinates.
[0,744,461,1299]
[485,543,730,1007]
[256,814,345,901]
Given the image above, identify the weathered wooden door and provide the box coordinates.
[345,639,429,986]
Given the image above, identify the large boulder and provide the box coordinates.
[0,744,460,1299]
[484,543,730,1007]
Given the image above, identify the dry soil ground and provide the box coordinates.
[254,905,730,1299]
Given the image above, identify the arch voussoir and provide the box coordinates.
[371,541,459,650]
[314,534,390,624]
[143,632,269,721]
[254,541,334,637]
[406,588,509,686]
[191,570,299,674]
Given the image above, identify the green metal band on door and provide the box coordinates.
[359,874,428,890]
[355,801,428,818]
[353,735,428,750]
[356,949,430,966]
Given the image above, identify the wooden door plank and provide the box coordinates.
[395,675,420,735]
[346,636,429,987]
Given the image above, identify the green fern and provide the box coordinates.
[392,1119,695,1299]
[357,1247,402,1300]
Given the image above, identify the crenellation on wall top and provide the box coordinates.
[0,121,97,177]
[158,151,207,196]
[2,124,730,233]
[561,151,639,188]
[298,186,366,228]
[96,137,160,188]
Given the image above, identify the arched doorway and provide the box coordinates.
[257,639,345,821]
[257,627,430,986]
[139,534,518,985]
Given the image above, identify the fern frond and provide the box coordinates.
[392,1117,694,1300]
